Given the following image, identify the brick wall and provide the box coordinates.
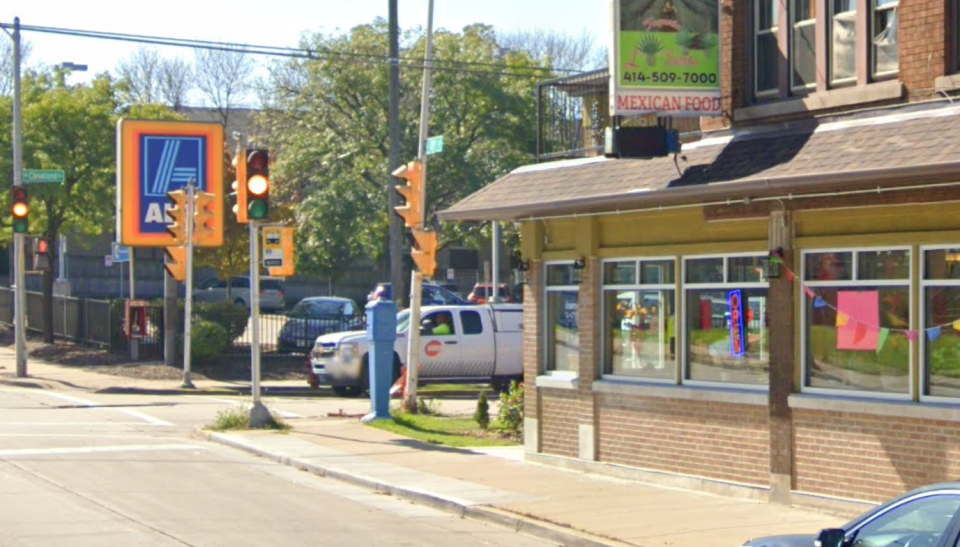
[900,0,947,100]
[794,409,960,503]
[523,261,542,420]
[541,389,581,458]
[703,0,743,133]
[597,393,770,486]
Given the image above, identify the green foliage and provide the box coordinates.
[474,391,490,430]
[417,397,441,416]
[701,34,719,56]
[259,21,543,279]
[675,29,696,51]
[368,411,519,448]
[208,405,289,431]
[639,35,664,56]
[498,380,524,436]
[190,320,229,363]
[195,301,249,341]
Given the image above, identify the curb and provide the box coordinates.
[195,428,637,547]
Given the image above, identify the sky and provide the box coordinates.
[4,1,611,85]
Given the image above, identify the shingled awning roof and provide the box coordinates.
[439,104,960,222]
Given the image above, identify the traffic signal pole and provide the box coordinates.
[249,220,272,428]
[181,180,196,389]
[10,18,27,377]
[403,0,436,412]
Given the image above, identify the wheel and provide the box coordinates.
[392,355,403,384]
[357,356,370,396]
[332,385,360,397]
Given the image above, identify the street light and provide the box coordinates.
[54,61,88,86]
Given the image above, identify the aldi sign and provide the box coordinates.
[116,120,224,247]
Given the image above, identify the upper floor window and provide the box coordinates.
[752,0,898,100]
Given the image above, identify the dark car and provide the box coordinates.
[277,297,363,353]
[367,282,469,306]
[741,482,960,547]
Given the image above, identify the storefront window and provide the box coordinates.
[803,248,910,394]
[603,259,676,380]
[545,263,579,374]
[923,247,960,399]
[684,255,769,385]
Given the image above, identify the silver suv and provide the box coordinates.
[193,276,286,312]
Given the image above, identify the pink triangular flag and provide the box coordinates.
[905,331,919,342]
[852,322,867,345]
[803,286,815,298]
[786,269,795,281]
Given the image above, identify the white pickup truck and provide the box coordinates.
[307,303,523,397]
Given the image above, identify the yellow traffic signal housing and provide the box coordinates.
[267,227,296,278]
[166,189,188,245]
[193,191,217,245]
[165,246,187,282]
[411,228,438,278]
[231,148,249,224]
[392,160,423,229]
[246,148,271,220]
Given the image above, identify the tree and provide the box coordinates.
[0,36,32,97]
[115,47,194,110]
[258,20,544,282]
[157,57,193,110]
[497,28,607,73]
[194,46,255,128]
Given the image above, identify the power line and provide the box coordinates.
[0,22,591,79]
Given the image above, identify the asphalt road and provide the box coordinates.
[0,388,540,547]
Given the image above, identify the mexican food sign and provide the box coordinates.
[612,0,722,117]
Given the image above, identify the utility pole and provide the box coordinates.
[181,179,196,389]
[8,18,27,377]
[249,220,271,427]
[388,0,404,308]
[403,0,436,412]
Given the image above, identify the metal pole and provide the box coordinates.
[57,234,66,281]
[388,0,404,308]
[491,221,501,303]
[128,250,138,361]
[249,221,270,426]
[403,0,436,412]
[11,18,27,377]
[181,180,196,388]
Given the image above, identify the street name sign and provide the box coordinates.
[262,227,284,267]
[426,135,444,155]
[23,169,65,184]
[111,242,131,263]
[116,119,224,247]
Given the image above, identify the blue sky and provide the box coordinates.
[5,1,611,82]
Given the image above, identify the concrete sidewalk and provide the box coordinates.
[0,347,857,547]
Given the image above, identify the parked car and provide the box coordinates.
[437,283,464,300]
[367,282,469,306]
[193,276,286,312]
[467,283,512,304]
[741,482,960,547]
[277,297,363,354]
[309,303,523,396]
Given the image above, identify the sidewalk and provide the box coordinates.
[0,347,857,547]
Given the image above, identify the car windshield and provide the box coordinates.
[261,280,283,291]
[396,310,411,333]
[292,300,342,316]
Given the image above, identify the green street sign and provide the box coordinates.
[23,169,65,184]
[426,136,444,155]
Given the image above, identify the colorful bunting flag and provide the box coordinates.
[953,320,960,333]
[814,297,827,308]
[804,286,815,298]
[853,322,867,345]
[906,331,919,342]
[836,312,849,327]
[876,328,890,354]
[927,327,942,342]
[786,270,795,281]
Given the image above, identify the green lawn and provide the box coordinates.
[367,411,520,449]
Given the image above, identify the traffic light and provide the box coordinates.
[193,191,216,245]
[166,189,188,245]
[231,149,248,224]
[245,148,270,221]
[393,161,423,229]
[165,246,186,282]
[11,187,28,234]
[33,238,51,271]
[411,228,438,278]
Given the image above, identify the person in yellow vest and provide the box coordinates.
[432,313,452,335]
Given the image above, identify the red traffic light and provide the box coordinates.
[37,239,50,254]
[12,187,27,202]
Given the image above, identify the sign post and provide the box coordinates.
[181,180,197,389]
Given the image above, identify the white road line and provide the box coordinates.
[0,443,199,457]
[0,422,167,426]
[27,392,175,426]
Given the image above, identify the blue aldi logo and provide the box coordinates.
[140,136,206,233]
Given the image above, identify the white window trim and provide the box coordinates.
[919,244,960,403]
[681,253,770,390]
[870,0,899,79]
[543,260,580,377]
[600,256,678,384]
[799,246,913,400]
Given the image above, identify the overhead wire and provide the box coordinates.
[0,22,593,79]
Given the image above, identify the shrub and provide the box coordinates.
[474,391,490,430]
[190,320,228,363]
[498,380,524,436]
[417,397,441,415]
[195,301,249,342]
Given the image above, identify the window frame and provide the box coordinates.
[681,252,770,389]
[829,0,858,86]
[790,0,818,93]
[600,256,678,383]
[870,0,899,80]
[919,244,960,403]
[799,245,913,400]
[755,0,781,98]
[543,261,580,377]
